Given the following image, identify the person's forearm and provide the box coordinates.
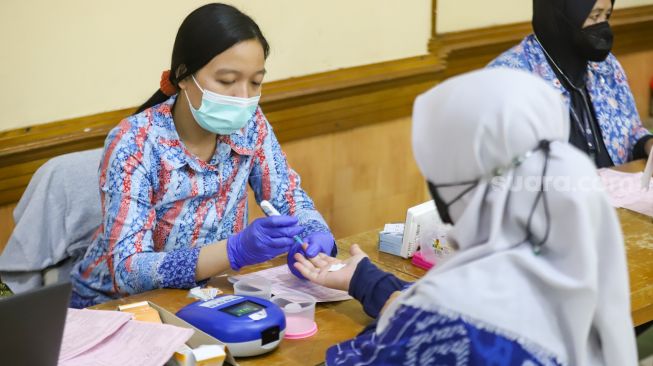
[115,248,201,293]
[195,240,231,281]
[349,258,410,318]
[646,139,653,156]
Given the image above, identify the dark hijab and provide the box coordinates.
[532,0,616,167]
[533,0,616,84]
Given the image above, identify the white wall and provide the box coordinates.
[437,0,653,33]
[4,0,650,131]
[0,0,431,131]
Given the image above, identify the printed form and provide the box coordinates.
[59,309,193,366]
[232,265,352,302]
[599,169,653,217]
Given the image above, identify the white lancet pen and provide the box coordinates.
[260,200,305,247]
[642,151,653,191]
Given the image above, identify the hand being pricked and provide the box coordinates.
[293,244,368,292]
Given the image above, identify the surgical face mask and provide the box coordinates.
[184,75,260,135]
[574,22,613,62]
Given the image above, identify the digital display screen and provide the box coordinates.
[220,300,264,317]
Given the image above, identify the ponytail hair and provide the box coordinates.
[136,90,169,114]
[136,3,270,114]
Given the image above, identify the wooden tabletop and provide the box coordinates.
[93,159,653,364]
[92,247,417,366]
[613,160,653,326]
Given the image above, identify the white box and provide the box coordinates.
[401,200,441,258]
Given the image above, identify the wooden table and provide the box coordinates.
[92,244,418,366]
[613,160,653,326]
[93,160,653,364]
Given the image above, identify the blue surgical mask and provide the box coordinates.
[184,75,260,135]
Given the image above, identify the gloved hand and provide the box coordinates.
[287,231,336,280]
[227,215,304,271]
[303,231,336,258]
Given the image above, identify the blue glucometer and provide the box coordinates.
[176,295,286,357]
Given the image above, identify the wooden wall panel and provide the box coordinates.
[247,116,430,240]
[618,51,653,129]
[0,204,15,254]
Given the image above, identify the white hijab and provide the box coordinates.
[378,69,637,365]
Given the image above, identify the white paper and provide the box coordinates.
[232,265,352,302]
[328,263,346,272]
[188,286,221,301]
[59,309,132,361]
[59,320,193,366]
[599,169,653,217]
[382,223,404,234]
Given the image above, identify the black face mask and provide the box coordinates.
[574,22,614,62]
[426,140,553,255]
[427,180,479,225]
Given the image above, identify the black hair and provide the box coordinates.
[136,3,270,114]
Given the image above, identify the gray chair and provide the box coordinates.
[0,149,103,293]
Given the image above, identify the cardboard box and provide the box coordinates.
[118,301,163,323]
[119,301,239,366]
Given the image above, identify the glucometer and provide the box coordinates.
[176,295,286,357]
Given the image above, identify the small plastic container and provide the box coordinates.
[271,291,317,339]
[411,225,453,270]
[233,278,272,300]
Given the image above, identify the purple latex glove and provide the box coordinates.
[303,231,336,258]
[227,215,304,271]
[287,231,336,279]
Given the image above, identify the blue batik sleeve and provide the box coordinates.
[101,127,200,295]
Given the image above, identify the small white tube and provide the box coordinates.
[260,200,281,216]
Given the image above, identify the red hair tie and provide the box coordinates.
[160,70,178,97]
